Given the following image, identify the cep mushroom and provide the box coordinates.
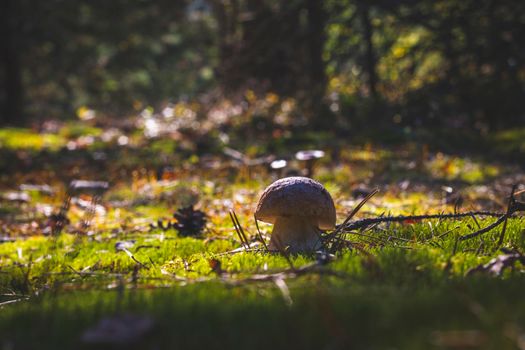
[255,177,336,253]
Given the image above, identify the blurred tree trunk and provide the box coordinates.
[358,1,377,99]
[2,0,24,125]
[305,0,328,121]
[211,0,240,90]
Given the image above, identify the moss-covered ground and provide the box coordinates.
[1,121,525,349]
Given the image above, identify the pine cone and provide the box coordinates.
[172,206,207,237]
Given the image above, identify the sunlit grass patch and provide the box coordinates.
[426,152,500,183]
[493,128,525,154]
[58,122,103,139]
[0,119,524,349]
[1,203,524,349]
[0,128,66,151]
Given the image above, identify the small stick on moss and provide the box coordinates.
[514,189,525,196]
[213,248,262,257]
[496,185,517,248]
[120,247,149,270]
[337,188,380,234]
[229,210,249,250]
[460,185,523,242]
[324,188,379,252]
[342,211,504,233]
[232,210,250,246]
[0,297,29,307]
[469,211,481,229]
[423,226,460,242]
[458,216,508,241]
[67,265,87,279]
[254,215,270,252]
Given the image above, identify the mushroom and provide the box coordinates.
[69,180,109,197]
[295,150,325,177]
[255,177,336,253]
[269,159,288,178]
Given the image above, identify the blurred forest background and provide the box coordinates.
[2,0,525,131]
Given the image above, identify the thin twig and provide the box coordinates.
[324,188,379,252]
[514,189,525,196]
[341,231,388,244]
[232,211,249,246]
[460,217,508,241]
[254,215,270,252]
[121,248,149,269]
[469,212,481,229]
[0,297,29,307]
[423,226,460,242]
[460,186,523,241]
[341,211,505,233]
[496,185,516,248]
[213,247,263,257]
[335,189,380,235]
[67,265,87,278]
[229,210,249,249]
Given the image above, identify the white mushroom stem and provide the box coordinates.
[268,216,322,253]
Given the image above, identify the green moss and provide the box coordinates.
[1,122,525,349]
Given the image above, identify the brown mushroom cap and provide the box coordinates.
[255,177,336,230]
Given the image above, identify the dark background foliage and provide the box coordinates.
[2,0,524,129]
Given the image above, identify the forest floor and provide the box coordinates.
[1,112,525,349]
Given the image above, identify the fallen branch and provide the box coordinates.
[329,185,524,247]
[340,211,504,233]
[460,186,524,241]
[325,188,379,253]
[0,297,29,307]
